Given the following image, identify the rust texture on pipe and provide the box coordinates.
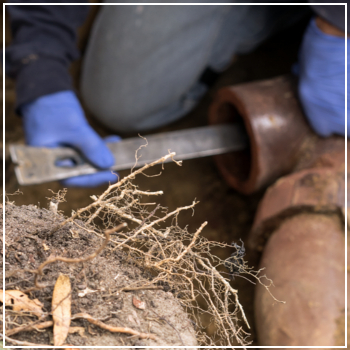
[249,137,346,347]
[248,137,345,251]
[255,213,345,347]
[209,75,312,194]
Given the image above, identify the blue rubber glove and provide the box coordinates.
[297,18,348,137]
[21,90,118,187]
[60,135,120,187]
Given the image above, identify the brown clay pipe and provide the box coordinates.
[209,75,312,194]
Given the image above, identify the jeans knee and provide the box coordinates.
[81,92,144,133]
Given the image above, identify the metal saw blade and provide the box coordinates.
[10,123,247,185]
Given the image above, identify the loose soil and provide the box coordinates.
[4,203,197,348]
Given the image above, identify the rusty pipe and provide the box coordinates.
[255,212,345,347]
[248,136,346,251]
[247,137,346,347]
[209,75,312,194]
[209,75,346,346]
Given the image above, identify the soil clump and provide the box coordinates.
[4,203,197,348]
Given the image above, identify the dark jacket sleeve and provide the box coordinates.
[5,2,90,111]
[309,1,349,33]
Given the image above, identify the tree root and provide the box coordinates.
[3,334,47,346]
[71,313,157,340]
[6,320,53,336]
[6,314,157,340]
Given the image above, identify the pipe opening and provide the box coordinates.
[216,102,251,183]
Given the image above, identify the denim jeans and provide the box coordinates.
[80,3,309,132]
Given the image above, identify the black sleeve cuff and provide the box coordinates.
[14,56,73,113]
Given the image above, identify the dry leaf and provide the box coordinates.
[43,243,50,251]
[69,326,86,338]
[0,290,44,318]
[132,296,146,310]
[52,275,71,346]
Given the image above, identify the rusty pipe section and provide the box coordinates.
[209,75,312,194]
[248,137,346,347]
[249,136,346,251]
[210,75,346,346]
[255,212,345,347]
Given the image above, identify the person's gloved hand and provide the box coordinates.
[297,17,348,137]
[21,90,118,187]
[59,134,121,187]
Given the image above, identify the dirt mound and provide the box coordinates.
[4,203,197,348]
[4,155,264,347]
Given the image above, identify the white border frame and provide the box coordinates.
[2,2,347,348]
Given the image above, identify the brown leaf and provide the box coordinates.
[52,274,71,346]
[0,290,44,318]
[132,296,146,310]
